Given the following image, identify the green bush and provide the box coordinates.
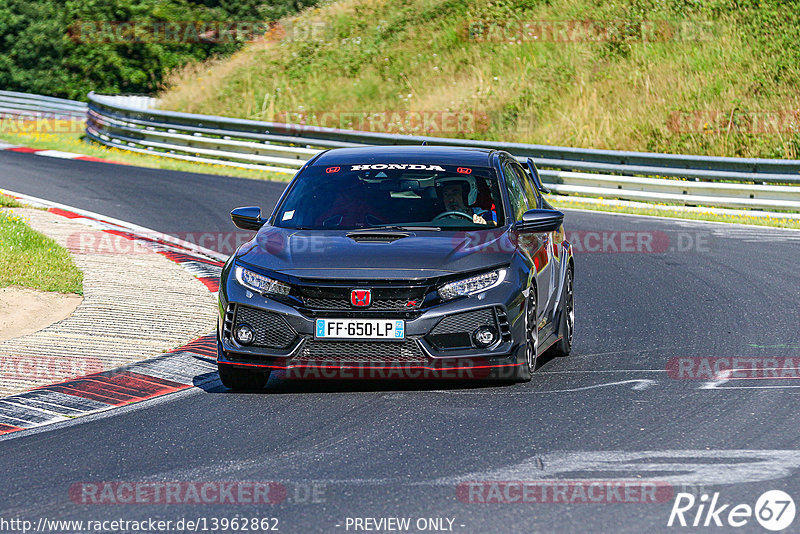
[0,0,318,99]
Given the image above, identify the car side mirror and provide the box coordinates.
[231,206,265,231]
[516,209,564,233]
[526,158,551,194]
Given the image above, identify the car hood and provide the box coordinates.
[235,227,515,279]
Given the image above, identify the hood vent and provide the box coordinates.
[346,231,409,243]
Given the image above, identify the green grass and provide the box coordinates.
[549,196,800,229]
[0,130,295,182]
[0,194,22,208]
[0,206,84,294]
[159,0,800,160]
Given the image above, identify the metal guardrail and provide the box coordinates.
[0,90,87,119]
[2,89,796,213]
[56,92,800,212]
[92,94,160,111]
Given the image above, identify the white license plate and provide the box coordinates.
[315,319,405,340]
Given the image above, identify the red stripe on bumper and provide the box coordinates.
[220,361,523,371]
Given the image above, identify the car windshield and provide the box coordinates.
[275,163,505,230]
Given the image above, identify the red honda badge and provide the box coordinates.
[350,289,372,307]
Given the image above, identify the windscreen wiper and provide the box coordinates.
[349,225,442,232]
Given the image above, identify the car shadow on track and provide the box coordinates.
[194,375,520,395]
[193,353,565,395]
[262,377,518,395]
[535,350,560,371]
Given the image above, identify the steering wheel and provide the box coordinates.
[432,211,473,223]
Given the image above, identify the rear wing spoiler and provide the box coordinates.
[525,158,550,194]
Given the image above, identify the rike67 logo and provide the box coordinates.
[668,490,796,531]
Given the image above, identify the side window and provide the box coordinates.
[516,162,541,208]
[502,161,528,221]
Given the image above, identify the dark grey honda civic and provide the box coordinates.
[216,145,574,389]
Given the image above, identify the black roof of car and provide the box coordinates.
[309,145,497,168]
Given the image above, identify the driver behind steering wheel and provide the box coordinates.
[434,175,497,225]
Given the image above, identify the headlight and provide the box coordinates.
[234,265,291,296]
[438,268,507,301]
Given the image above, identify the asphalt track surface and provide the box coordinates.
[1,150,800,533]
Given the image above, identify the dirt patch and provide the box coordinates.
[0,287,82,342]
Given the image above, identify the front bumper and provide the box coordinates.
[217,271,527,376]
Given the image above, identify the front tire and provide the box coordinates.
[550,266,574,357]
[218,364,270,390]
[513,287,538,382]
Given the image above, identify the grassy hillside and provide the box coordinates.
[159,0,800,159]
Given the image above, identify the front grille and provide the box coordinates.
[233,305,296,349]
[294,338,427,362]
[430,308,496,335]
[295,278,430,313]
[303,297,422,311]
[426,308,498,350]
